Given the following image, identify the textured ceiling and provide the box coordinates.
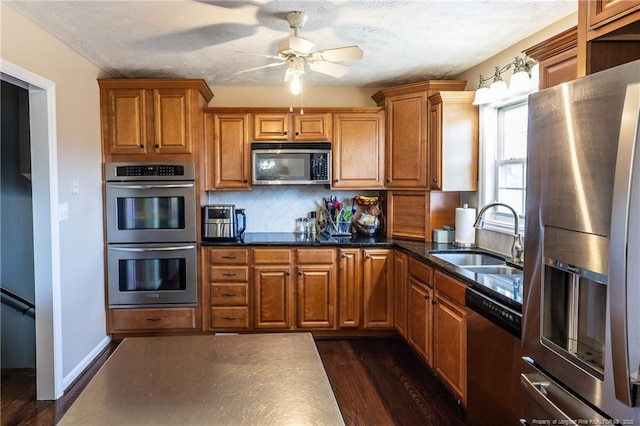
[6,0,577,88]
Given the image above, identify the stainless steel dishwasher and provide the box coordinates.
[466,278,522,425]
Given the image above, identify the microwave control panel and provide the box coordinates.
[311,154,329,180]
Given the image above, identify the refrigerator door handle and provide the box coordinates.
[609,82,640,407]
[521,370,607,423]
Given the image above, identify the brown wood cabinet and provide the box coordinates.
[108,307,197,333]
[372,80,467,189]
[362,248,394,329]
[577,0,640,76]
[427,92,478,191]
[433,270,467,406]
[252,248,336,330]
[337,248,363,328]
[253,112,332,141]
[525,26,578,90]
[332,111,385,189]
[204,247,251,330]
[393,251,408,337]
[98,79,212,162]
[407,257,434,367]
[204,111,251,190]
[386,191,460,241]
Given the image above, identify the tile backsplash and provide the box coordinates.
[206,187,378,233]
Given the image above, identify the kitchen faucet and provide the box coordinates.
[473,202,524,263]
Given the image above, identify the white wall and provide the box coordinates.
[1,3,110,385]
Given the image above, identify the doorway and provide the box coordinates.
[1,59,63,400]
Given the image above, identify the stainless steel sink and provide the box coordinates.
[462,265,523,275]
[430,252,506,266]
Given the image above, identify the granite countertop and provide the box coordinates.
[202,232,523,312]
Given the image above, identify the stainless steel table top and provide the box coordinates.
[59,333,344,425]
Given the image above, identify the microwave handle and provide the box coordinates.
[109,245,195,252]
[106,183,194,190]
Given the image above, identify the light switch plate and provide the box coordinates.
[59,203,69,221]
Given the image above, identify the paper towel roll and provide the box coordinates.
[455,207,476,246]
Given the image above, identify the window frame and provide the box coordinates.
[478,93,532,236]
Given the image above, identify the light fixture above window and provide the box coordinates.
[472,56,538,105]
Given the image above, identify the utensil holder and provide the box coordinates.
[328,220,352,236]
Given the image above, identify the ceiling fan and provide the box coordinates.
[236,11,364,92]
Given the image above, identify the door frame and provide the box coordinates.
[1,59,63,399]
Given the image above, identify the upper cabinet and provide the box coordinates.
[204,110,251,190]
[332,110,385,189]
[524,26,578,89]
[99,79,213,162]
[577,0,640,76]
[427,91,478,191]
[372,80,467,189]
[253,112,332,142]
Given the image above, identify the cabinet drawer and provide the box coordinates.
[434,270,466,305]
[210,266,249,282]
[211,283,248,306]
[109,307,196,332]
[296,248,335,264]
[408,257,433,286]
[209,248,249,265]
[253,248,292,264]
[211,307,249,329]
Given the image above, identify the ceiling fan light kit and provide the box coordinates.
[236,11,364,99]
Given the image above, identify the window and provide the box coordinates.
[478,94,532,234]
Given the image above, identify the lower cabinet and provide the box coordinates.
[393,250,409,337]
[433,269,467,406]
[407,257,434,366]
[109,307,197,333]
[253,248,336,330]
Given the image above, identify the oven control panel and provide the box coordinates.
[105,162,195,181]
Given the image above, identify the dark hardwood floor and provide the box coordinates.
[2,337,466,426]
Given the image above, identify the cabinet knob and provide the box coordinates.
[286,271,291,276]
[243,179,248,183]
[432,178,438,183]
[365,255,371,260]
[139,144,144,149]
[341,253,347,258]
[334,179,339,183]
[432,300,437,306]
[295,132,299,136]
[155,144,160,148]
[424,294,430,300]
[298,271,303,276]
[283,131,288,135]
[386,179,390,183]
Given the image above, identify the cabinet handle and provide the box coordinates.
[386,178,390,183]
[432,178,438,183]
[146,317,161,322]
[341,253,347,258]
[432,300,437,305]
[298,271,303,276]
[221,293,237,297]
[286,271,291,276]
[222,272,237,277]
[424,294,430,300]
[243,179,248,183]
[295,132,299,136]
[221,255,237,259]
[139,144,144,149]
[365,255,371,260]
[334,179,339,183]
[222,316,238,321]
[155,144,160,148]
[283,131,288,135]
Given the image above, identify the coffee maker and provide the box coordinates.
[203,205,246,241]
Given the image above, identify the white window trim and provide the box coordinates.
[477,92,533,236]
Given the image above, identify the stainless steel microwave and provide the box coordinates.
[251,142,331,185]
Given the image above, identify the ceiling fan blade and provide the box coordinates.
[278,36,314,56]
[235,61,286,75]
[309,61,350,78]
[312,46,363,62]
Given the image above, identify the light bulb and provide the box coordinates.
[290,76,301,95]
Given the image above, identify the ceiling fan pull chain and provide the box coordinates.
[300,76,304,115]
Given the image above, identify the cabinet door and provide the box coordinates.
[385,93,428,188]
[293,113,332,141]
[407,276,433,366]
[362,249,394,329]
[539,47,578,89]
[103,88,147,155]
[433,292,467,405]
[332,112,385,189]
[253,113,290,141]
[206,112,251,189]
[152,88,192,154]
[586,0,640,30]
[296,265,336,329]
[393,251,408,337]
[428,100,443,190]
[338,248,362,328]
[254,266,292,329]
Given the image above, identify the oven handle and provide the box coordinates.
[109,245,195,252]
[106,183,195,190]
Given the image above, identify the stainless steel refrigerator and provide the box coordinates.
[522,59,640,423]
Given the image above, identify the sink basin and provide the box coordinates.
[462,265,523,275]
[430,252,506,266]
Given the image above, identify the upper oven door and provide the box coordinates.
[105,181,196,243]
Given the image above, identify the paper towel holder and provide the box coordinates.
[454,204,477,248]
[453,240,476,248]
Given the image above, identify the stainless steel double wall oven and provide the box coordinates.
[105,162,197,307]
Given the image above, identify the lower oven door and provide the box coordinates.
[107,243,197,307]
